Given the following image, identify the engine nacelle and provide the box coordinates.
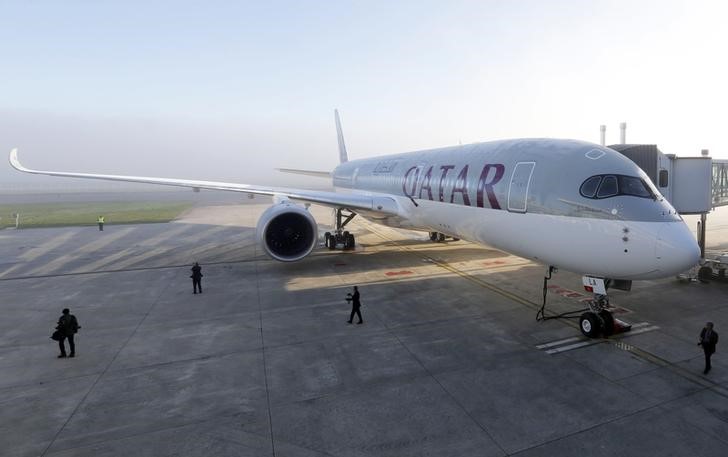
[256,202,318,262]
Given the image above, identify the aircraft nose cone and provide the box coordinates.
[656,222,700,275]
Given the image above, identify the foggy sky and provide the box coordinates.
[2,1,726,193]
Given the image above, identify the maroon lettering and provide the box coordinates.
[438,165,455,202]
[418,166,434,200]
[477,164,504,209]
[402,166,419,197]
[450,165,471,206]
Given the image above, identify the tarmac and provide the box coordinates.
[1,197,728,456]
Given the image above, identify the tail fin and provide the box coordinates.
[335,109,348,163]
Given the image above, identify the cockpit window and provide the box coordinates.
[579,176,601,198]
[580,174,656,200]
[596,176,618,198]
[618,176,652,198]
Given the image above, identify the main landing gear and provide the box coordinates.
[428,232,459,242]
[324,208,357,250]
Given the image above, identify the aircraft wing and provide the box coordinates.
[8,148,401,215]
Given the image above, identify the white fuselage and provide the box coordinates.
[332,139,700,280]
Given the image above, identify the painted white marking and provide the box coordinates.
[0,230,80,278]
[27,227,136,276]
[546,341,597,354]
[629,322,651,328]
[619,326,660,337]
[536,336,581,349]
[537,322,659,354]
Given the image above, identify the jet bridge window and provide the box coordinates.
[580,174,655,200]
[659,169,669,187]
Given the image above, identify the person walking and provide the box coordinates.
[56,308,80,358]
[97,215,105,231]
[346,286,363,324]
[191,262,203,294]
[699,322,719,374]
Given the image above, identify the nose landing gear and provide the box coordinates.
[578,295,615,338]
[578,276,631,338]
[538,269,631,339]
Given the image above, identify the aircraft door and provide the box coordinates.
[508,162,535,213]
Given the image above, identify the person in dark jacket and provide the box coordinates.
[56,308,80,358]
[191,262,203,294]
[346,286,363,324]
[698,322,719,374]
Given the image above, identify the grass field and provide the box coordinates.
[0,201,194,229]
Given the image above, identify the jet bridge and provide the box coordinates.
[713,159,728,207]
[609,144,728,280]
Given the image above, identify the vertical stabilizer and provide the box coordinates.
[335,109,348,163]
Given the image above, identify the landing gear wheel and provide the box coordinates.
[437,233,446,242]
[579,312,601,338]
[347,233,356,249]
[429,232,438,241]
[599,311,615,336]
[324,232,331,247]
[698,266,713,283]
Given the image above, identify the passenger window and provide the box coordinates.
[597,176,618,198]
[579,176,601,198]
[659,170,668,187]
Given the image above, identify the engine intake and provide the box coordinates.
[256,202,318,262]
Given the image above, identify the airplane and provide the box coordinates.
[8,110,700,338]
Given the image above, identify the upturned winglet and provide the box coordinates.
[8,148,30,172]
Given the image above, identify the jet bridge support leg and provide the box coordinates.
[699,213,707,259]
[324,209,357,250]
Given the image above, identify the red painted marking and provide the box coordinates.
[583,285,594,293]
[481,260,507,266]
[385,270,414,276]
[549,284,630,313]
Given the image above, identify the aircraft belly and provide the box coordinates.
[407,201,683,280]
[355,211,415,229]
[483,215,685,279]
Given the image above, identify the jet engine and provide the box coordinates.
[256,202,318,262]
